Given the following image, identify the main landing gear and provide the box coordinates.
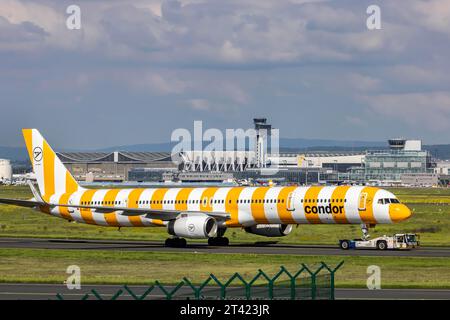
[208,228,229,246]
[165,237,187,248]
[208,237,229,246]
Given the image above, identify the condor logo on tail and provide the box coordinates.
[305,204,344,214]
[33,147,43,162]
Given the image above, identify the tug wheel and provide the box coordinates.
[377,240,387,250]
[340,240,350,250]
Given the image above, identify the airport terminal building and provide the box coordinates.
[57,138,434,186]
[54,120,435,186]
[346,139,433,185]
[57,151,177,182]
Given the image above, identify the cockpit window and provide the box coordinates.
[378,198,400,204]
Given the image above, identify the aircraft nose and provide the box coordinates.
[389,204,412,222]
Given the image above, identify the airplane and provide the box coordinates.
[0,129,412,247]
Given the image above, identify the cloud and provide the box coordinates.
[0,0,450,147]
[219,40,244,63]
[364,92,450,131]
[403,0,450,36]
[0,16,49,50]
[347,73,380,91]
[388,65,449,86]
[345,115,366,127]
[0,0,420,66]
[188,98,210,111]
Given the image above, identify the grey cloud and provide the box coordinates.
[101,4,169,53]
[363,92,450,131]
[0,16,48,47]
[0,0,450,147]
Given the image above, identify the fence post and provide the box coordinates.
[292,265,308,300]
[279,266,295,300]
[224,272,248,300]
[183,278,200,300]
[301,264,315,300]
[319,261,345,300]
[209,274,226,300]
[269,266,293,300]
[155,280,185,300]
[249,270,271,300]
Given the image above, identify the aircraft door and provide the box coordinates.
[358,192,367,211]
[286,192,295,211]
[68,198,74,213]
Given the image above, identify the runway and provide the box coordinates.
[1,237,449,257]
[0,283,448,300]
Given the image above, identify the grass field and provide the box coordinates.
[0,248,449,288]
[0,185,449,246]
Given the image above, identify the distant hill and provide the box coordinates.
[98,142,174,153]
[3,139,450,161]
[279,138,384,149]
[0,146,28,162]
[423,145,450,160]
[97,138,386,153]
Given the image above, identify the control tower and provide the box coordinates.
[388,138,406,150]
[253,118,272,168]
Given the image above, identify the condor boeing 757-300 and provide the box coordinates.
[0,129,412,247]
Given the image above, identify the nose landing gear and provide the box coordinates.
[361,223,371,240]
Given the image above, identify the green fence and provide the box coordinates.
[56,261,344,300]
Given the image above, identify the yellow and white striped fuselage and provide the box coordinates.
[44,185,411,228]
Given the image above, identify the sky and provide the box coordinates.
[0,0,450,149]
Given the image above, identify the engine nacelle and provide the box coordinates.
[168,213,218,239]
[244,224,293,237]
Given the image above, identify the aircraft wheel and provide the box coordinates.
[178,238,187,248]
[220,237,229,246]
[208,237,229,246]
[165,238,187,248]
[165,238,173,247]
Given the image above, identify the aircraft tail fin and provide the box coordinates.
[22,129,82,201]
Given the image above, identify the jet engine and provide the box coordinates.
[244,224,293,237]
[168,213,218,239]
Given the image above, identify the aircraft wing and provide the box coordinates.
[53,203,231,221]
[0,198,44,208]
